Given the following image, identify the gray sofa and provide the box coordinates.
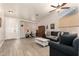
[49,33,79,56]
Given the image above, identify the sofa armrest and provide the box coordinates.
[49,41,78,56]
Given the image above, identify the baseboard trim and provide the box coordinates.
[4,38,19,40]
[4,39,17,41]
[20,37,25,39]
[0,40,4,48]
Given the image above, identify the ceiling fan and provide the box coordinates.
[49,3,70,13]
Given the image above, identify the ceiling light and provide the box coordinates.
[36,14,39,16]
[8,10,13,14]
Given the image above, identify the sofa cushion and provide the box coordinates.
[49,41,77,56]
[73,37,79,51]
[60,34,77,46]
[51,31,59,36]
[46,31,51,36]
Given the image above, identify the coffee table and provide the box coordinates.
[35,37,49,47]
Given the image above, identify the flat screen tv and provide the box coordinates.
[51,31,58,36]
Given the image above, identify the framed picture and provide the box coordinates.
[21,24,23,27]
[50,24,55,29]
[0,18,1,27]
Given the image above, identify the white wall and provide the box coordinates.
[5,17,37,39]
[37,12,60,33]
[0,4,5,47]
[5,17,20,39]
[20,21,37,38]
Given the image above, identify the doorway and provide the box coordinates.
[5,17,20,40]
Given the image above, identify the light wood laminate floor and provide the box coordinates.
[0,38,49,56]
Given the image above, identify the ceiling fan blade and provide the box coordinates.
[51,5,57,8]
[61,7,70,9]
[57,3,61,8]
[49,9,56,13]
[61,3,67,7]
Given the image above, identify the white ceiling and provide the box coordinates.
[2,3,79,21]
[2,3,54,20]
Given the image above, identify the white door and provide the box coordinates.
[20,21,26,38]
[5,17,20,40]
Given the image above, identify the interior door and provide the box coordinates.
[37,26,45,37]
[5,17,20,40]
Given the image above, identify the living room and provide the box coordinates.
[36,3,79,56]
[0,2,79,56]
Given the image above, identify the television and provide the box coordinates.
[51,31,58,36]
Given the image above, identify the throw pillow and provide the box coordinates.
[60,34,77,46]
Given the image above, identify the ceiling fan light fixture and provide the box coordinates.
[49,3,69,13]
[8,10,13,14]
